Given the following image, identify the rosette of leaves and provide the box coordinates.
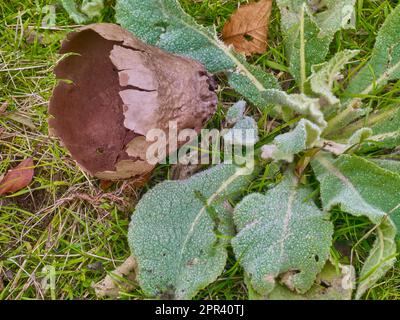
[250,4,400,299]
[96,1,400,300]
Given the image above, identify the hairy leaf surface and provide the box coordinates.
[226,100,246,126]
[232,172,333,296]
[60,0,88,24]
[224,116,259,147]
[263,90,326,128]
[310,50,359,105]
[371,158,400,174]
[278,2,330,87]
[277,0,355,87]
[261,119,322,162]
[128,164,251,299]
[344,4,400,98]
[369,108,400,148]
[81,0,104,19]
[312,154,400,228]
[347,127,373,145]
[227,54,279,108]
[356,218,397,299]
[313,0,356,36]
[265,261,354,300]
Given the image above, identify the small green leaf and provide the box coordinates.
[42,5,57,27]
[356,218,397,299]
[232,171,333,296]
[115,0,279,108]
[277,1,351,88]
[227,55,280,108]
[223,116,259,147]
[370,158,400,174]
[309,50,359,105]
[344,4,400,99]
[261,119,322,162]
[277,0,356,88]
[313,0,356,37]
[226,100,246,126]
[60,0,89,24]
[369,107,400,148]
[266,261,355,300]
[81,0,104,19]
[128,164,252,299]
[312,153,400,227]
[328,106,399,142]
[347,127,373,145]
[263,90,326,128]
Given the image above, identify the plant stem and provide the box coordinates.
[324,97,363,136]
[299,4,306,93]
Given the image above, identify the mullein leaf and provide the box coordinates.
[232,171,333,296]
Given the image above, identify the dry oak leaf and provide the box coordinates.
[0,158,34,195]
[222,0,273,56]
[49,23,217,181]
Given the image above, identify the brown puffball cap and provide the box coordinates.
[49,23,217,180]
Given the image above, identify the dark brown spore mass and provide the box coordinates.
[49,29,132,174]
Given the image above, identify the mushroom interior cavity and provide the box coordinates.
[49,24,218,180]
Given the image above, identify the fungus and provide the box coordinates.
[49,23,217,180]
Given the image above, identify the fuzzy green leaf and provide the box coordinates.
[223,116,259,147]
[369,107,400,148]
[128,164,252,299]
[356,218,397,299]
[310,50,359,105]
[81,0,104,19]
[344,4,400,98]
[347,127,373,145]
[278,0,355,35]
[226,100,246,126]
[312,154,400,228]
[232,171,333,296]
[328,107,400,143]
[278,2,331,88]
[265,261,355,300]
[227,54,280,108]
[115,0,279,107]
[371,158,400,174]
[261,119,322,162]
[263,90,326,128]
[277,0,355,88]
[313,0,356,36]
[60,0,88,24]
[42,5,57,27]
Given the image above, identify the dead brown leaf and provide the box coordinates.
[0,102,8,115]
[0,158,35,195]
[222,0,273,56]
[99,180,114,191]
[5,112,37,130]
